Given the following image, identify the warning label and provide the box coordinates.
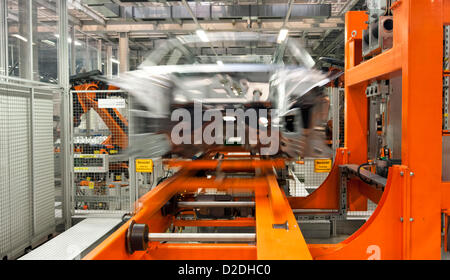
[136,159,153,173]
[314,159,332,173]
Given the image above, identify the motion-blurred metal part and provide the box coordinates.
[108,32,334,159]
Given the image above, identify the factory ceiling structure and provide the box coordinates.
[20,0,365,64]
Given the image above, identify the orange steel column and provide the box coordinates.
[344,11,368,165]
[399,0,443,259]
[344,12,369,211]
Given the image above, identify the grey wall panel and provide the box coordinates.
[7,93,32,252]
[0,84,57,259]
[0,92,11,257]
[33,96,55,235]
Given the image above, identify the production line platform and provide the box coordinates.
[81,1,450,260]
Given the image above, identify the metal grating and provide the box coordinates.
[33,93,55,236]
[7,90,32,255]
[347,200,377,220]
[0,87,12,257]
[289,158,330,197]
[71,90,132,217]
[0,80,58,259]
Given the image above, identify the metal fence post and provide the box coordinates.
[58,0,72,229]
[0,0,8,77]
[331,87,340,161]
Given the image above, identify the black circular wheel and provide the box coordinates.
[126,220,149,254]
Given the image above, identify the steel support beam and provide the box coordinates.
[58,0,72,229]
[148,233,256,242]
[0,0,7,76]
[18,0,32,80]
[80,19,344,34]
[68,0,106,26]
[119,32,128,73]
[106,44,112,78]
[97,39,102,71]
[70,26,76,75]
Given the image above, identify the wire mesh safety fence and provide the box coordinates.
[70,89,132,217]
[288,158,330,197]
[288,158,376,220]
[0,76,59,259]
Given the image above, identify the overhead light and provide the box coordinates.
[196,29,209,43]
[41,40,55,47]
[74,40,82,46]
[277,28,289,44]
[217,60,223,66]
[12,34,28,42]
[111,58,120,64]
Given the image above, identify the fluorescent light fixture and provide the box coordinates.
[227,137,242,143]
[217,60,223,66]
[41,39,55,47]
[196,29,209,42]
[12,34,28,42]
[74,40,82,46]
[277,28,289,44]
[110,58,120,64]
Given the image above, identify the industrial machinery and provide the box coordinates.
[362,0,393,58]
[70,71,131,212]
[83,1,450,259]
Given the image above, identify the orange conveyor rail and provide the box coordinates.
[83,152,312,260]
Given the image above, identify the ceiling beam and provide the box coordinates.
[311,0,362,55]
[80,19,344,34]
[68,0,106,26]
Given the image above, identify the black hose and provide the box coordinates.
[357,162,374,185]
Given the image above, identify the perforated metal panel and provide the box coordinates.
[7,88,32,256]
[33,91,55,235]
[0,81,57,259]
[0,88,12,257]
[289,158,330,197]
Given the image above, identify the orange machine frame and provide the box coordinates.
[84,0,450,260]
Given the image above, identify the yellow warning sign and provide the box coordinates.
[74,167,89,171]
[136,159,153,173]
[79,155,97,158]
[314,159,332,173]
